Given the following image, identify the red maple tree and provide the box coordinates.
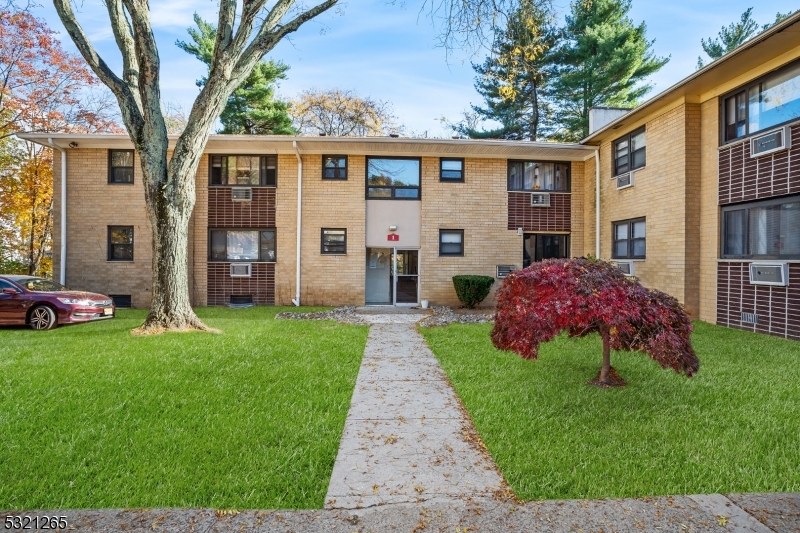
[491,258,699,387]
[0,10,121,137]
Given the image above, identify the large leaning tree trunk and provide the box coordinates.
[52,0,338,333]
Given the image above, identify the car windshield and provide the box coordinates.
[21,278,67,292]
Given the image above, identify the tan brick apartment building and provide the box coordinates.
[18,11,800,340]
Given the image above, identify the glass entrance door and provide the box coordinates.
[366,248,392,305]
[394,249,419,305]
[365,248,419,305]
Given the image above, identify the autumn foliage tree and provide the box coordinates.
[491,258,699,387]
[0,10,121,277]
[290,88,402,136]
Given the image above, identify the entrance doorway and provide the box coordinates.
[365,248,419,306]
[523,234,570,268]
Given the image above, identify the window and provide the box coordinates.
[321,228,347,254]
[108,150,134,184]
[613,127,646,176]
[440,158,464,181]
[723,59,800,142]
[439,229,464,256]
[721,196,800,259]
[323,155,347,180]
[507,161,570,192]
[523,234,570,268]
[366,157,421,199]
[210,155,277,186]
[612,218,646,259]
[209,230,276,261]
[108,226,134,261]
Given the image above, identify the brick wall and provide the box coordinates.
[295,154,366,306]
[275,154,298,305]
[598,104,700,316]
[420,157,521,307]
[717,262,800,340]
[507,192,571,231]
[207,187,276,227]
[719,124,800,204]
[698,98,720,323]
[205,169,277,306]
[207,263,275,306]
[56,148,154,308]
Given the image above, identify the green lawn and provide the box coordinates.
[0,307,368,510]
[421,321,800,501]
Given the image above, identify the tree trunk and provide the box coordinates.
[132,152,212,335]
[599,327,611,384]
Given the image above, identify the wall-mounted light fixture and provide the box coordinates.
[68,142,78,148]
[517,228,523,236]
[388,225,397,232]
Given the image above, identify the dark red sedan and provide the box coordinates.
[0,275,115,330]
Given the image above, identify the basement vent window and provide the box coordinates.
[228,295,254,308]
[741,312,760,325]
[109,295,132,308]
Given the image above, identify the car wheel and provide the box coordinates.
[29,305,57,330]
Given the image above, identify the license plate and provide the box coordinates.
[103,308,113,316]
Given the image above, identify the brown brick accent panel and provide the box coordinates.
[719,125,800,205]
[207,263,275,306]
[507,192,571,232]
[717,262,800,340]
[207,187,276,227]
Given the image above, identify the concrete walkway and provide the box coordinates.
[324,312,507,509]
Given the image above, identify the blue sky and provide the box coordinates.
[33,0,798,137]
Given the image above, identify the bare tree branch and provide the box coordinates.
[121,0,166,145]
[52,0,143,138]
[105,0,139,95]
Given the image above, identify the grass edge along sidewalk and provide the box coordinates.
[0,307,368,511]
[421,320,800,501]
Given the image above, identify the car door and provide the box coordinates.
[0,279,29,324]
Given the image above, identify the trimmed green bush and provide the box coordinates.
[452,275,495,308]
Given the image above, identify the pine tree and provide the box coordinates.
[456,0,558,140]
[697,9,795,69]
[176,14,295,135]
[550,0,668,141]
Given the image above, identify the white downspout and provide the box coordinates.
[594,147,601,259]
[292,141,302,306]
[42,138,67,284]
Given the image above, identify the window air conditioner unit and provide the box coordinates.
[496,265,517,278]
[749,262,789,286]
[615,261,634,276]
[231,187,253,201]
[230,263,252,277]
[750,126,791,158]
[615,171,634,190]
[530,192,551,207]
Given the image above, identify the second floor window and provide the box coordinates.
[614,127,646,176]
[210,155,277,186]
[366,157,421,199]
[723,60,800,143]
[440,158,464,181]
[109,150,134,184]
[323,156,348,179]
[507,161,570,192]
